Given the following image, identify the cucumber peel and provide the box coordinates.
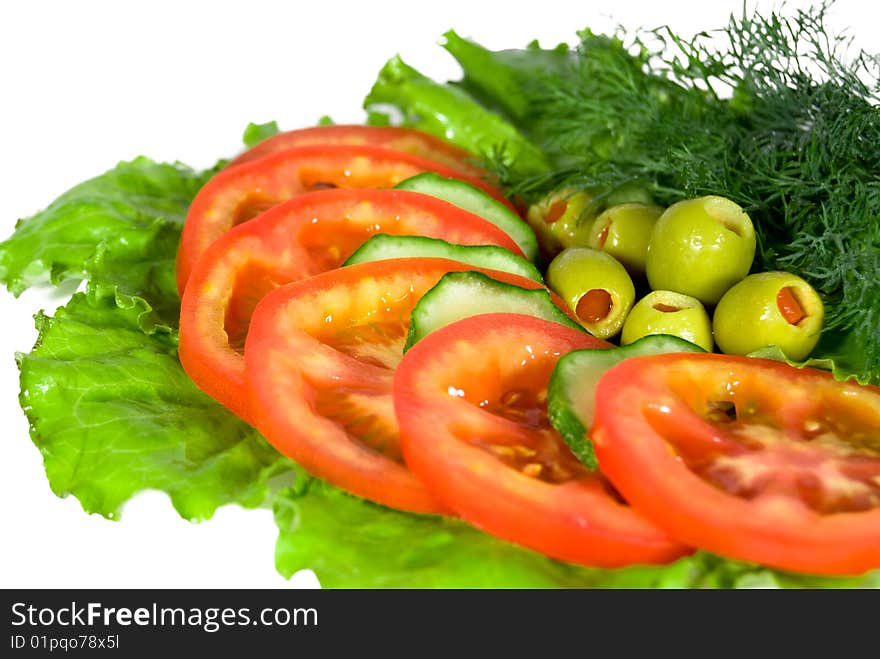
[405,271,580,351]
[343,234,542,282]
[548,335,705,469]
[395,172,538,262]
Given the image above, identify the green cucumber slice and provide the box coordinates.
[394,172,538,262]
[343,234,543,283]
[548,335,705,469]
[405,270,580,351]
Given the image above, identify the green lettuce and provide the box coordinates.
[364,55,549,177]
[0,158,211,311]
[242,121,281,148]
[441,30,574,124]
[750,326,878,386]
[274,473,880,588]
[6,155,292,520]
[19,293,291,520]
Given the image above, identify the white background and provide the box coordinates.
[0,0,875,588]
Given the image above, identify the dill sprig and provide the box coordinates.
[496,3,880,382]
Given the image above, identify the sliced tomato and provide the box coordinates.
[228,124,482,176]
[243,259,554,514]
[179,189,522,425]
[394,313,690,567]
[592,353,880,575]
[176,144,513,292]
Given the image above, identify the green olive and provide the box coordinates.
[621,290,713,351]
[546,247,635,339]
[713,271,824,360]
[645,195,756,305]
[587,203,663,278]
[526,188,599,258]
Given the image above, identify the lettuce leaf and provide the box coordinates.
[750,325,879,386]
[0,158,211,309]
[274,474,880,588]
[18,293,292,520]
[364,55,549,177]
[441,30,574,124]
[242,121,280,148]
[8,155,292,520]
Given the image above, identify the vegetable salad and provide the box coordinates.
[2,4,879,587]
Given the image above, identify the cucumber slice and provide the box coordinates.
[344,234,543,282]
[395,172,538,262]
[548,335,705,469]
[405,270,581,351]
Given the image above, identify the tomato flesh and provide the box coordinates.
[227,124,483,176]
[178,188,522,424]
[244,259,556,514]
[176,143,514,292]
[592,353,880,575]
[395,313,691,567]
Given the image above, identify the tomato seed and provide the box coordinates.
[501,390,524,407]
[513,445,537,458]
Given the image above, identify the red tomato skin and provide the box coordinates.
[243,259,556,514]
[592,352,880,575]
[395,313,692,567]
[176,144,514,292]
[178,189,526,425]
[228,124,483,176]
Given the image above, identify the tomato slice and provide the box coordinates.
[243,259,554,514]
[592,353,880,575]
[176,144,512,292]
[394,313,690,567]
[227,125,482,176]
[179,188,522,425]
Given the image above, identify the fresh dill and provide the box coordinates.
[490,3,880,382]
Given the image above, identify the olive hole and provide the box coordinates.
[595,224,610,248]
[653,303,682,313]
[721,219,743,236]
[706,202,746,237]
[576,289,613,324]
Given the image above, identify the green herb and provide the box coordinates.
[444,4,880,384]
